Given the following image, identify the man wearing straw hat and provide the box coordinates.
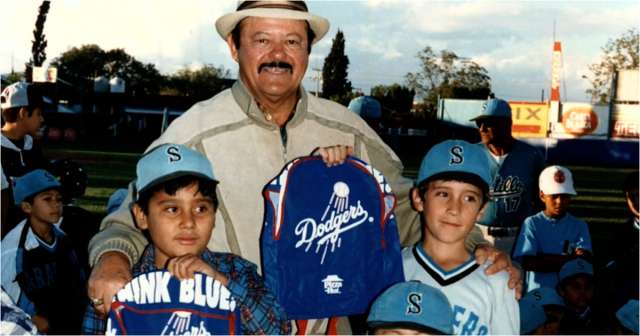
[87,1,520,333]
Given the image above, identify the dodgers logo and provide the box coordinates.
[294,181,373,264]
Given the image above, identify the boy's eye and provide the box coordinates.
[463,195,478,203]
[165,207,178,214]
[434,191,448,197]
[194,205,210,214]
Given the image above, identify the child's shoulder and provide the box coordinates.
[477,262,511,290]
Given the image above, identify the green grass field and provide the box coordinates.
[45,142,636,270]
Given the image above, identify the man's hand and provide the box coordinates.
[167,254,229,286]
[88,251,132,316]
[312,145,354,167]
[475,244,523,299]
[31,314,49,334]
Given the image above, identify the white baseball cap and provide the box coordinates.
[539,165,577,196]
[1,82,29,109]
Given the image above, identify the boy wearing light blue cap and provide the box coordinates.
[367,281,453,335]
[521,286,567,334]
[402,139,519,335]
[615,299,639,334]
[82,144,289,335]
[556,258,597,332]
[1,169,87,334]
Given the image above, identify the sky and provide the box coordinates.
[1,0,638,103]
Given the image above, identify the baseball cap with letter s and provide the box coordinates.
[215,0,329,45]
[367,281,454,335]
[12,169,61,205]
[558,258,593,284]
[135,144,216,197]
[539,165,577,196]
[470,98,512,121]
[416,139,491,188]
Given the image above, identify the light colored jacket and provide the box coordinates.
[88,80,422,270]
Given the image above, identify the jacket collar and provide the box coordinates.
[231,79,309,128]
[1,133,33,151]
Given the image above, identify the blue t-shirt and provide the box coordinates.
[512,211,592,292]
[261,156,403,319]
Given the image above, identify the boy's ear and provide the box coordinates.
[131,204,149,230]
[476,201,488,222]
[410,187,424,212]
[17,107,29,119]
[539,190,546,202]
[20,202,32,214]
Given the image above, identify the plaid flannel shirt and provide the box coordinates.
[82,245,290,335]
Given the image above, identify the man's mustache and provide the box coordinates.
[259,61,293,72]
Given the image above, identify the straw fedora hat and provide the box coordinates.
[215,1,330,45]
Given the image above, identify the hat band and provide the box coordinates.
[237,1,308,12]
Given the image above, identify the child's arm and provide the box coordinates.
[167,254,290,335]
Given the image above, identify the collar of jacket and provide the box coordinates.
[231,79,309,129]
[1,133,33,151]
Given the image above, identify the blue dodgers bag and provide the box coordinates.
[261,156,404,319]
[106,271,241,335]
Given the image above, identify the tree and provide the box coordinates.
[370,84,415,115]
[25,0,51,82]
[163,65,231,100]
[586,28,639,104]
[50,45,164,95]
[322,30,352,105]
[406,46,491,114]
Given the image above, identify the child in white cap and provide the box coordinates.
[1,82,49,238]
[513,165,592,292]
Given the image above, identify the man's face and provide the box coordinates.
[133,182,215,268]
[227,17,309,103]
[412,180,486,245]
[475,117,511,146]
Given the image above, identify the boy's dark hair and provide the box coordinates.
[231,19,315,54]
[135,175,218,215]
[1,84,45,122]
[21,187,61,206]
[417,171,490,205]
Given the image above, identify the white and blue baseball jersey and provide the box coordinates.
[402,244,519,335]
[261,156,404,319]
[476,140,545,228]
[512,211,592,292]
[106,271,241,335]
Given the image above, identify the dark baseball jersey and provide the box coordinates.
[106,271,241,335]
[261,156,403,319]
[476,140,545,228]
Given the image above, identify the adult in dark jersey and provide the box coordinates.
[1,82,49,238]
